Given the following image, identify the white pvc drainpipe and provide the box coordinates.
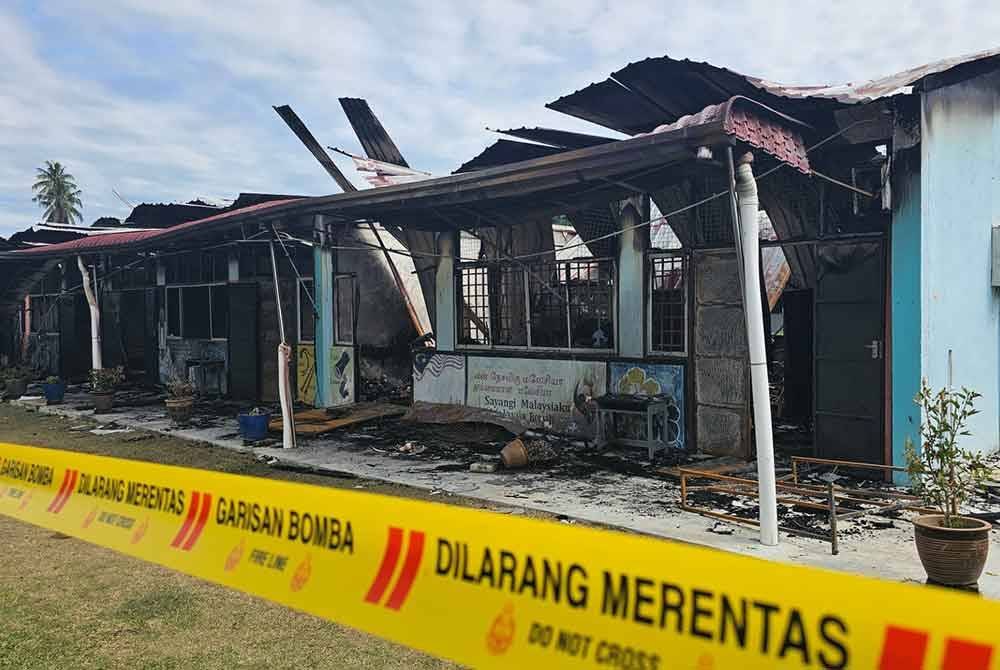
[77,256,102,370]
[269,239,296,449]
[733,152,779,546]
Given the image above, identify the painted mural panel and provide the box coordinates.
[413,351,466,404]
[330,345,355,407]
[466,357,606,437]
[610,362,685,449]
[296,344,316,406]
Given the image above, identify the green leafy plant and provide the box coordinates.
[90,366,124,393]
[166,379,195,399]
[905,379,990,528]
[44,375,60,385]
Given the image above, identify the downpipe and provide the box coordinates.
[77,256,102,370]
[734,152,779,546]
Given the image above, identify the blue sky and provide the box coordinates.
[2,1,1000,236]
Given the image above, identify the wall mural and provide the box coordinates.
[330,345,354,407]
[296,344,316,406]
[609,362,685,449]
[413,351,466,404]
[467,357,607,437]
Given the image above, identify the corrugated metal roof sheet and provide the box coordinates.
[339,98,409,168]
[454,139,563,173]
[490,126,617,149]
[547,48,1000,134]
[11,199,300,257]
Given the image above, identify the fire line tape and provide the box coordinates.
[1,442,998,670]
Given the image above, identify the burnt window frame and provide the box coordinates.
[164,281,228,341]
[27,294,61,334]
[334,273,355,346]
[455,257,616,353]
[646,251,688,356]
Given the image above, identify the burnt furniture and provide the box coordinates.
[594,393,671,459]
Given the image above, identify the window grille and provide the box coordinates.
[649,254,687,354]
[458,265,491,345]
[457,258,614,351]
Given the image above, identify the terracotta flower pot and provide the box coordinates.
[92,391,114,413]
[500,438,528,469]
[165,397,194,425]
[913,514,991,587]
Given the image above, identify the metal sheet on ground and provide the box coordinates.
[0,443,997,669]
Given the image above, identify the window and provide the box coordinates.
[114,258,155,290]
[165,250,229,284]
[29,295,60,333]
[211,285,228,339]
[334,274,354,345]
[167,287,181,336]
[457,258,615,351]
[182,286,211,338]
[298,279,315,343]
[166,284,227,339]
[459,265,491,345]
[649,254,687,354]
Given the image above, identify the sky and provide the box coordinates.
[2,1,1000,237]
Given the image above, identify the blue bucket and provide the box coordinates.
[42,382,66,404]
[238,413,271,441]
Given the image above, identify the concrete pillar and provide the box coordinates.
[313,216,336,407]
[227,250,239,282]
[617,199,647,358]
[435,231,457,351]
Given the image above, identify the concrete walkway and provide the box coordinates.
[13,392,1000,599]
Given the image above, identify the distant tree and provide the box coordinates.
[32,161,82,224]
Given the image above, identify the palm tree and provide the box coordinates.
[32,161,83,224]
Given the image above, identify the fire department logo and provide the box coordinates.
[485,603,516,656]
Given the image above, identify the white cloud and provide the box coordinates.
[2,1,1000,236]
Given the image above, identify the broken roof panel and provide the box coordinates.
[339,97,409,168]
[267,96,812,231]
[490,126,618,149]
[547,48,1000,134]
[454,139,563,173]
[8,199,301,258]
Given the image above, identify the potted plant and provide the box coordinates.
[164,378,195,425]
[237,407,271,442]
[42,375,66,405]
[89,366,124,413]
[3,366,31,399]
[905,380,992,587]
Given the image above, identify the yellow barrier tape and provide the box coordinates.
[1,442,997,669]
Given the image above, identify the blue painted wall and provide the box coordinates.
[891,149,922,480]
[313,243,334,407]
[919,70,1000,455]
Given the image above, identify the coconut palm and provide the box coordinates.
[32,161,83,224]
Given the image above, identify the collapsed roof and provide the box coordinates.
[545,47,1000,135]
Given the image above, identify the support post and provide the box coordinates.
[617,198,647,358]
[313,215,335,407]
[21,295,30,361]
[77,256,102,370]
[269,239,296,448]
[733,151,779,547]
[435,231,457,351]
